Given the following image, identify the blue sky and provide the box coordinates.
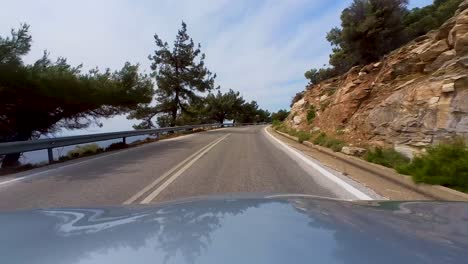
[0,0,432,133]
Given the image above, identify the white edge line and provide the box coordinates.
[264,127,373,200]
[0,131,202,187]
[123,134,228,204]
[140,134,230,204]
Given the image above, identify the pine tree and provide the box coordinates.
[130,22,217,128]
[0,24,154,167]
[205,89,245,124]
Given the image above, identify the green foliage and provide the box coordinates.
[403,0,462,40]
[333,0,408,67]
[304,68,338,84]
[364,147,410,169]
[397,139,468,192]
[297,131,312,143]
[105,142,129,151]
[66,144,103,158]
[304,0,462,85]
[205,89,245,124]
[0,24,153,167]
[313,133,345,152]
[129,22,216,128]
[271,109,289,122]
[290,92,304,107]
[234,100,271,123]
[272,120,282,128]
[307,105,316,123]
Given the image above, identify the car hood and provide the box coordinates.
[1,195,467,264]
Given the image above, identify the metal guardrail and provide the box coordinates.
[0,122,263,164]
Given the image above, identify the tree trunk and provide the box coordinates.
[1,131,33,168]
[170,90,180,127]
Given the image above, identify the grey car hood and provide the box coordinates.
[1,195,467,264]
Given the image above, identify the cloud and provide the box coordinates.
[1,0,431,133]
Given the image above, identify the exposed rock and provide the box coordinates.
[341,146,367,156]
[442,83,455,93]
[425,50,456,72]
[457,55,468,67]
[293,116,302,125]
[311,127,320,133]
[436,17,456,40]
[459,0,468,13]
[284,1,468,158]
[418,40,449,62]
[394,144,421,159]
[428,96,440,105]
[455,32,468,54]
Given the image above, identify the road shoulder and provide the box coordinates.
[265,126,433,200]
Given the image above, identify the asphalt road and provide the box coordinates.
[0,126,378,211]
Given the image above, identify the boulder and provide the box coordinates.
[293,116,302,125]
[442,83,455,93]
[311,127,320,133]
[341,146,367,156]
[394,144,420,159]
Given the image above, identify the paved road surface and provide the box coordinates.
[0,126,377,211]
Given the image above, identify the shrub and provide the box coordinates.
[397,139,468,192]
[297,131,311,143]
[106,142,128,151]
[272,120,282,128]
[364,147,410,169]
[67,143,102,158]
[290,92,305,107]
[307,106,316,123]
[313,132,345,152]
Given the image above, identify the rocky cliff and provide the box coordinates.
[286,0,468,158]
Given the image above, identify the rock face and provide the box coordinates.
[286,1,468,157]
[341,146,367,156]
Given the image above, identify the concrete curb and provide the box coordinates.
[274,129,468,201]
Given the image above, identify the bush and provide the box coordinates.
[297,131,311,143]
[397,139,468,192]
[272,120,282,128]
[364,147,410,169]
[313,132,345,152]
[307,106,316,123]
[106,142,129,151]
[290,92,305,107]
[67,144,103,158]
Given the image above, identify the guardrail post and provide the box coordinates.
[122,137,127,144]
[47,148,54,164]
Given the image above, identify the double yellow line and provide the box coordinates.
[123,133,231,205]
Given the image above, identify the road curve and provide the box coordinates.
[0,125,378,211]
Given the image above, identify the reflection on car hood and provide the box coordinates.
[1,195,467,264]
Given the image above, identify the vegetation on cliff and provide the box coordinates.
[304,0,463,86]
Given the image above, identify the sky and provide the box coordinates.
[0,0,432,134]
